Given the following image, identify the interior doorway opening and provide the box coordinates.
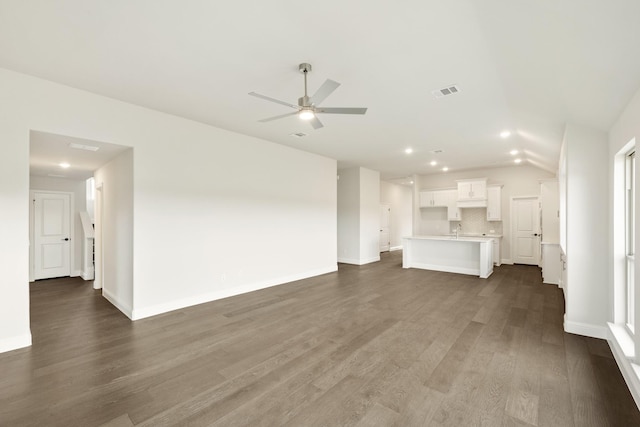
[28,130,133,319]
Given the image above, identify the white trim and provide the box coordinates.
[564,315,608,339]
[131,265,338,321]
[71,269,82,278]
[81,267,95,281]
[337,256,380,265]
[103,288,133,320]
[390,245,403,251]
[608,323,640,410]
[0,333,32,353]
[501,258,513,265]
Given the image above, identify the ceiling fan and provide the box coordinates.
[249,63,367,129]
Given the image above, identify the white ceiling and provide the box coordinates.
[3,1,640,180]
[30,131,130,180]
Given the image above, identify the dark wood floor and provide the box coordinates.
[1,251,638,426]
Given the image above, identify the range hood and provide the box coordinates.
[457,199,487,208]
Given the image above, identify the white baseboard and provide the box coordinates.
[564,315,608,339]
[131,265,338,321]
[390,246,403,252]
[70,269,82,278]
[81,268,95,281]
[0,333,32,354]
[501,258,513,265]
[337,256,380,265]
[608,323,640,411]
[103,288,133,320]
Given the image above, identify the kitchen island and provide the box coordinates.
[402,235,494,278]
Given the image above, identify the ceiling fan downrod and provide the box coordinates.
[299,63,312,107]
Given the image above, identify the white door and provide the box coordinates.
[380,204,390,252]
[34,192,71,280]
[512,197,541,265]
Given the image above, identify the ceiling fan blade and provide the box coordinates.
[310,116,324,129]
[310,79,340,106]
[258,111,299,122]
[316,107,367,115]
[249,92,299,110]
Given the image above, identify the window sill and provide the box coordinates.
[608,322,640,409]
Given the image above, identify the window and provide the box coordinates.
[626,150,635,333]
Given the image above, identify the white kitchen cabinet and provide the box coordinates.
[542,243,561,285]
[419,190,449,208]
[445,190,461,220]
[492,238,501,266]
[486,185,502,221]
[457,179,487,201]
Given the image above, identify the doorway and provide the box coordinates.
[511,196,541,265]
[29,130,133,318]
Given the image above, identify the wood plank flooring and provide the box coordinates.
[1,251,639,426]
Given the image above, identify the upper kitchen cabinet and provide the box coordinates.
[457,178,487,207]
[419,190,449,208]
[486,185,502,221]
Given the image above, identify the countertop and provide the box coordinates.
[404,235,497,243]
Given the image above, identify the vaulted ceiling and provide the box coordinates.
[2,0,639,180]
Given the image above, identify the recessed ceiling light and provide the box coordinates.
[514,158,522,164]
[442,166,449,172]
[510,149,519,155]
[430,160,437,166]
[409,180,414,184]
[405,148,413,154]
[500,130,511,139]
[59,162,70,169]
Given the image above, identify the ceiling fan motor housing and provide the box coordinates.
[298,96,312,107]
[298,63,312,73]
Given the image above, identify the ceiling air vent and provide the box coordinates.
[432,85,461,99]
[69,142,99,152]
[289,132,308,138]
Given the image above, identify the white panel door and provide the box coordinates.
[34,192,71,280]
[512,197,540,265]
[380,204,390,252]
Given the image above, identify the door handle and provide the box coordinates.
[62,238,70,241]
[532,233,538,237]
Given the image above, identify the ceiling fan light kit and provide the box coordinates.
[249,63,367,129]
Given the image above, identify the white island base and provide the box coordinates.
[403,236,494,279]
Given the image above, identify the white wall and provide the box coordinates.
[380,181,412,249]
[337,167,380,265]
[0,104,30,352]
[417,165,555,262]
[417,208,449,236]
[0,67,338,351]
[337,168,360,263]
[29,175,87,280]
[561,124,609,338]
[359,168,381,263]
[94,150,134,317]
